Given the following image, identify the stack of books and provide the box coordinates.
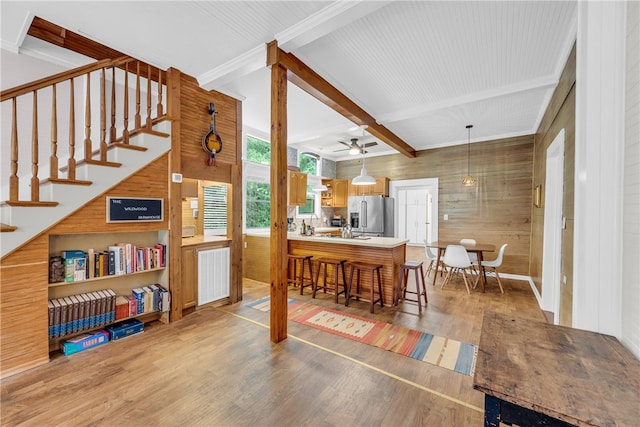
[48,284,170,339]
[51,242,167,283]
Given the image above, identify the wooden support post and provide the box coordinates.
[269,46,289,343]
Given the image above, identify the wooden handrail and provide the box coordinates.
[0,56,133,102]
[2,54,167,206]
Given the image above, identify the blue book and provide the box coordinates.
[61,250,85,260]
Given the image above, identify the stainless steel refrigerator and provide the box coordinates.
[348,195,394,237]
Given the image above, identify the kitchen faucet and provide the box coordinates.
[310,213,320,228]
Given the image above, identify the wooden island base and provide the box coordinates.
[288,235,407,307]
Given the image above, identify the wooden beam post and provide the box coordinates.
[269,42,289,343]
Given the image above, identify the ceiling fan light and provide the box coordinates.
[349,147,360,155]
[352,167,376,185]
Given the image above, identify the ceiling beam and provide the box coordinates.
[266,41,415,158]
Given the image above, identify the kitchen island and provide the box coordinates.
[288,233,408,306]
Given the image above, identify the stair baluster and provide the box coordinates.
[100,68,107,161]
[68,78,76,180]
[84,72,92,162]
[31,91,40,202]
[50,84,58,179]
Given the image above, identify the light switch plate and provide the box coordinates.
[172,173,183,183]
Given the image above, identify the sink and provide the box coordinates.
[315,234,342,238]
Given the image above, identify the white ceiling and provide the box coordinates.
[1,1,577,161]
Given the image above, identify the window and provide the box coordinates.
[298,153,320,217]
[298,184,315,215]
[246,135,270,165]
[299,152,318,175]
[246,181,271,228]
[203,185,227,235]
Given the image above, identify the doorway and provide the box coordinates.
[389,178,439,245]
[541,129,565,324]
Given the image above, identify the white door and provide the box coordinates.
[390,178,439,245]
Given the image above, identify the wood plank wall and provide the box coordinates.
[171,71,243,311]
[337,135,534,276]
[532,44,576,326]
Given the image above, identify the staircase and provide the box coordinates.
[1,57,170,259]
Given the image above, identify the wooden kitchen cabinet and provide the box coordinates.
[349,177,389,196]
[332,179,349,207]
[288,170,308,206]
[181,246,197,311]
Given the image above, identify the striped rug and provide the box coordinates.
[246,296,477,376]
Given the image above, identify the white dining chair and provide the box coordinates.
[460,238,479,277]
[442,245,473,294]
[475,243,508,293]
[423,240,444,280]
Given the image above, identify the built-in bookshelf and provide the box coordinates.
[48,230,169,351]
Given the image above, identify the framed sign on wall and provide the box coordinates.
[107,197,164,223]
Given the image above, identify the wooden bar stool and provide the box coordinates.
[313,258,348,303]
[395,260,428,314]
[345,262,383,313]
[287,254,314,295]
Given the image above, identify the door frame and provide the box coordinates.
[389,178,439,244]
[541,129,565,323]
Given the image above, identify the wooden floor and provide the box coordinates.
[1,246,545,426]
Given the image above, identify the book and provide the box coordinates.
[73,257,87,281]
[107,250,115,276]
[115,296,130,320]
[88,248,95,279]
[48,300,55,339]
[87,292,97,328]
[64,258,76,282]
[78,293,90,330]
[52,298,61,338]
[61,250,85,260]
[132,288,144,314]
[105,289,116,322]
[126,295,137,317]
[69,295,80,333]
[62,296,75,334]
[58,297,69,337]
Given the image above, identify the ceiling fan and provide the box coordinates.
[335,138,378,155]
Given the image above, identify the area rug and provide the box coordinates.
[246,296,477,376]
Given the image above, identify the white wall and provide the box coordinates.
[621,0,640,359]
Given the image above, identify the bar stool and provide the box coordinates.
[313,258,348,303]
[287,254,314,295]
[395,260,428,314]
[345,262,383,313]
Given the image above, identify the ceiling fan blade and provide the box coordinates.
[333,148,350,152]
[337,140,352,149]
[362,142,378,148]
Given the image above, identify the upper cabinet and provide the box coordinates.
[348,177,389,197]
[288,171,308,206]
[320,179,348,208]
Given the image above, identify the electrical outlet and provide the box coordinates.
[444,214,449,221]
[171,173,183,183]
[244,241,248,249]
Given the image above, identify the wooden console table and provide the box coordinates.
[473,311,640,426]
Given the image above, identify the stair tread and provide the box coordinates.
[44,178,93,186]
[0,223,17,232]
[84,159,122,167]
[4,200,58,207]
[109,143,148,152]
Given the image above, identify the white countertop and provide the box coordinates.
[287,233,408,248]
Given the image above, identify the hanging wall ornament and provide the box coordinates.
[202,102,222,166]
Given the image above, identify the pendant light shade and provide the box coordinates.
[352,153,376,185]
[462,124,476,186]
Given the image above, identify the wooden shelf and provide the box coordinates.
[48,267,166,288]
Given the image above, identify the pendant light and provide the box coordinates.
[351,152,376,185]
[462,124,476,186]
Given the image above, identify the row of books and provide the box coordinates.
[48,284,170,339]
[54,243,166,283]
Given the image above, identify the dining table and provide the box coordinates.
[425,240,496,292]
